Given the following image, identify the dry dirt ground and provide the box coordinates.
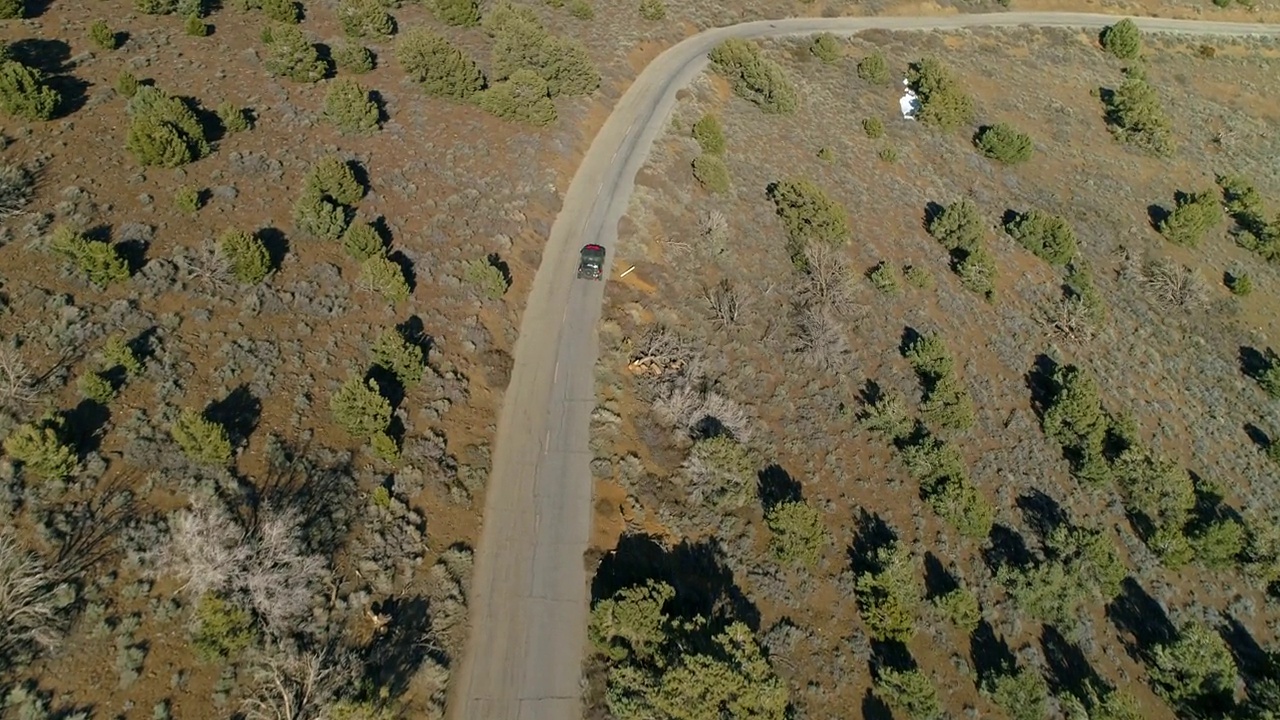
[590,26,1280,719]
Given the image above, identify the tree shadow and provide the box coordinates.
[1146,203,1170,231]
[7,37,71,74]
[1000,208,1021,228]
[204,384,261,448]
[102,223,150,275]
[257,449,358,558]
[370,215,394,249]
[1016,489,1068,543]
[187,98,225,143]
[369,89,390,126]
[921,202,942,233]
[62,400,110,457]
[53,472,139,577]
[1243,422,1272,451]
[857,378,883,406]
[847,509,898,576]
[861,688,894,720]
[256,227,288,273]
[869,639,914,674]
[1220,614,1269,693]
[1024,353,1059,421]
[1041,624,1103,700]
[1105,577,1176,662]
[897,326,922,358]
[388,250,416,294]
[396,315,435,360]
[981,523,1032,574]
[487,252,512,288]
[922,552,958,599]
[48,74,90,119]
[22,0,57,17]
[1239,345,1273,381]
[366,367,406,413]
[363,595,435,699]
[590,534,761,633]
[313,43,336,80]
[346,159,370,199]
[969,619,1016,684]
[757,464,801,512]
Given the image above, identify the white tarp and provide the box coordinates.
[899,78,920,120]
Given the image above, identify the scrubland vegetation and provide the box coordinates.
[586,21,1280,720]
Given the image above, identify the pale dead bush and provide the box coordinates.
[0,342,39,408]
[795,242,858,315]
[163,498,329,635]
[1140,258,1207,310]
[1041,294,1098,344]
[241,641,357,720]
[0,530,63,664]
[789,304,850,371]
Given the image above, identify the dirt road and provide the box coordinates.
[445,13,1280,720]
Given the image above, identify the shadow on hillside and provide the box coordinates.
[970,619,1016,684]
[861,688,893,720]
[922,552,958,599]
[1221,614,1270,693]
[981,523,1031,574]
[1106,577,1176,662]
[758,463,801,512]
[1017,488,1067,543]
[847,509,898,576]
[205,384,261,448]
[364,595,434,699]
[1239,345,1272,381]
[1041,624,1103,700]
[590,534,760,632]
[1024,353,1060,421]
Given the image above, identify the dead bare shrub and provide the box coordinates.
[0,162,34,218]
[789,304,850,371]
[701,278,752,330]
[0,342,39,407]
[652,376,753,443]
[794,242,858,315]
[164,498,329,635]
[1041,294,1098,344]
[241,641,358,720]
[699,208,728,254]
[0,530,63,664]
[1140,258,1207,310]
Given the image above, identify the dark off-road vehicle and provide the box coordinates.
[577,243,605,280]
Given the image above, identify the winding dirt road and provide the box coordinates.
[446,12,1280,720]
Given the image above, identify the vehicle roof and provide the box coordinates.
[582,243,605,253]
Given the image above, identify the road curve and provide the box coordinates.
[446,12,1280,720]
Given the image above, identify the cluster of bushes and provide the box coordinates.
[973,122,1033,164]
[1156,188,1222,247]
[232,0,301,24]
[217,229,273,284]
[857,50,890,85]
[292,156,365,241]
[766,178,850,268]
[904,332,974,431]
[1040,363,1248,569]
[47,225,131,288]
[690,113,729,193]
[393,7,598,126]
[1003,208,1078,266]
[2,413,79,482]
[906,58,974,132]
[0,48,61,121]
[708,38,797,114]
[323,77,380,135]
[171,407,234,465]
[1217,174,1279,262]
[996,520,1126,628]
[261,23,328,82]
[329,326,426,461]
[926,198,997,300]
[854,540,922,642]
[337,0,395,38]
[588,580,788,719]
[859,388,992,538]
[1103,64,1174,156]
[1101,18,1142,60]
[809,33,841,63]
[638,0,666,20]
[764,500,827,568]
[125,85,211,167]
[461,256,511,299]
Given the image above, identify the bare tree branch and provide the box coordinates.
[0,342,39,408]
[1140,258,1207,310]
[789,304,850,371]
[795,242,858,315]
[701,278,752,331]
